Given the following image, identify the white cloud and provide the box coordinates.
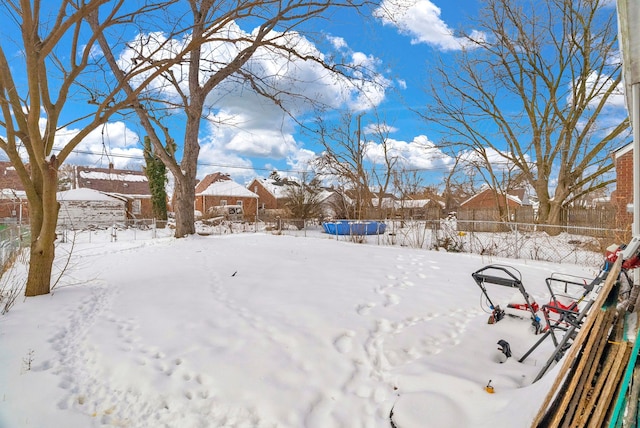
[115,22,391,178]
[286,148,317,172]
[52,122,143,170]
[364,134,453,171]
[197,140,256,183]
[363,123,398,135]
[328,36,348,50]
[120,24,388,115]
[373,0,481,50]
[586,71,626,109]
[457,147,532,178]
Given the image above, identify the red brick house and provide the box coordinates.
[0,162,157,223]
[246,177,294,211]
[195,173,258,220]
[460,188,529,210]
[73,165,154,219]
[612,143,633,228]
[0,162,28,223]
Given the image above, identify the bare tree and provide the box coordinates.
[283,172,322,226]
[93,0,374,237]
[392,168,422,218]
[366,114,400,218]
[442,152,479,212]
[422,0,629,225]
[314,113,371,219]
[314,111,398,219]
[0,0,174,296]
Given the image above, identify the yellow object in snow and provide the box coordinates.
[485,380,495,393]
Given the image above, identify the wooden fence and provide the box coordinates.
[456,207,619,232]
[362,206,618,230]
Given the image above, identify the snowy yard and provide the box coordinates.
[0,230,603,427]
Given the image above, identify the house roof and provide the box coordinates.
[371,197,398,209]
[76,166,150,196]
[251,178,297,199]
[460,188,527,207]
[318,189,339,203]
[0,189,26,200]
[198,179,258,198]
[58,188,123,202]
[195,172,232,194]
[614,142,633,158]
[402,198,446,209]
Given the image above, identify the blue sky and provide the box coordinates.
[0,0,626,190]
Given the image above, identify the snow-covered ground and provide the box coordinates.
[0,229,604,427]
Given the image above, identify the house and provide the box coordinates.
[246,177,296,211]
[396,194,446,219]
[317,188,350,220]
[58,188,126,229]
[370,193,398,209]
[612,143,633,228]
[73,165,154,219]
[459,187,530,210]
[195,173,258,220]
[0,162,28,223]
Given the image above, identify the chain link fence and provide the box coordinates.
[1,217,622,269]
[0,224,28,268]
[269,218,627,268]
[0,224,29,314]
[56,218,174,244]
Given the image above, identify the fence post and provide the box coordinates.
[514,224,519,259]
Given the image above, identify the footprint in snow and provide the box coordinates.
[357,303,376,315]
[334,331,355,354]
[384,294,400,307]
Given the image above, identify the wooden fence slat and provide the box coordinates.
[565,308,618,427]
[531,258,622,427]
[588,344,631,428]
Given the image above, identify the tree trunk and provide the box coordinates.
[173,175,196,237]
[24,157,60,296]
[547,202,564,226]
[171,102,201,238]
[25,239,56,296]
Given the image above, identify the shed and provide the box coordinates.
[58,188,126,229]
[74,166,154,219]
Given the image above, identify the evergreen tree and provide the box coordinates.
[143,136,168,221]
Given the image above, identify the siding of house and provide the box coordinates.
[58,189,127,229]
[614,145,633,228]
[195,174,258,220]
[460,189,522,210]
[75,166,155,219]
[0,162,26,190]
[195,195,258,219]
[247,179,279,210]
[59,199,126,228]
[0,191,28,222]
[0,162,29,222]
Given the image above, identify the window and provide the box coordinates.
[236,200,243,206]
[132,199,141,215]
[220,200,227,206]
